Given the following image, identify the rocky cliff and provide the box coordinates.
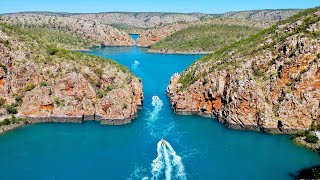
[167,8,320,133]
[0,13,134,46]
[0,23,143,133]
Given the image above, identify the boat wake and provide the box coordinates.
[148,96,163,121]
[131,60,140,70]
[150,139,186,180]
[146,96,172,137]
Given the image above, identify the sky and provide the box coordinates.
[0,0,319,14]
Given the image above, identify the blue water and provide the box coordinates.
[0,44,319,180]
[130,34,139,45]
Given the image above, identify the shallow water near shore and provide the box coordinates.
[0,40,319,179]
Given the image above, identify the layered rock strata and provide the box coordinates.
[167,9,320,134]
[0,23,143,133]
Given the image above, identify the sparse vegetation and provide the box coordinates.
[0,64,8,73]
[0,97,6,107]
[176,7,320,90]
[105,85,114,93]
[39,82,48,87]
[48,45,59,55]
[14,95,23,105]
[0,115,27,127]
[53,97,65,107]
[95,68,104,78]
[24,83,36,92]
[151,24,261,52]
[5,103,18,114]
[305,131,319,144]
[16,26,94,50]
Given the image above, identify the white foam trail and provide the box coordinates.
[131,60,140,70]
[165,142,186,180]
[149,96,163,121]
[150,140,186,180]
[163,145,172,180]
[151,141,165,180]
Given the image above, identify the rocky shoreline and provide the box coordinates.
[0,113,140,134]
[166,9,320,135]
[170,103,302,134]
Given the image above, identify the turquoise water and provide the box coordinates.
[130,34,139,45]
[0,43,319,180]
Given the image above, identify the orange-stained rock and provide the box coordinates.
[40,104,54,111]
[0,24,143,127]
[167,10,320,134]
[0,78,4,87]
[213,97,221,112]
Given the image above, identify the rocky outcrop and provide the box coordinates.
[136,23,188,47]
[167,9,320,134]
[0,13,134,46]
[0,23,143,133]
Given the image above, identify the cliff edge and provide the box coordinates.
[0,23,143,133]
[167,8,320,134]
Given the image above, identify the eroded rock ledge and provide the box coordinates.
[167,9,320,134]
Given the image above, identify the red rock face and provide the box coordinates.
[0,25,143,126]
[167,10,320,134]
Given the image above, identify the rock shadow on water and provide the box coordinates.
[289,165,320,179]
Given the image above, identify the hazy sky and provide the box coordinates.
[0,0,319,14]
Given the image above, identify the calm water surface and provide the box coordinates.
[0,35,319,179]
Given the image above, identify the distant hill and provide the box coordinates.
[222,9,301,21]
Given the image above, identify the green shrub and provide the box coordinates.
[97,90,104,98]
[0,64,7,73]
[0,97,6,107]
[311,122,320,131]
[5,104,18,114]
[39,82,48,87]
[53,97,65,107]
[95,68,104,78]
[14,95,23,105]
[3,40,10,46]
[292,130,306,139]
[105,85,113,93]
[305,132,319,144]
[10,115,27,124]
[0,118,10,126]
[48,46,59,55]
[75,94,84,101]
[24,83,36,92]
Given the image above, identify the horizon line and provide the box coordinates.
[0,7,306,16]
